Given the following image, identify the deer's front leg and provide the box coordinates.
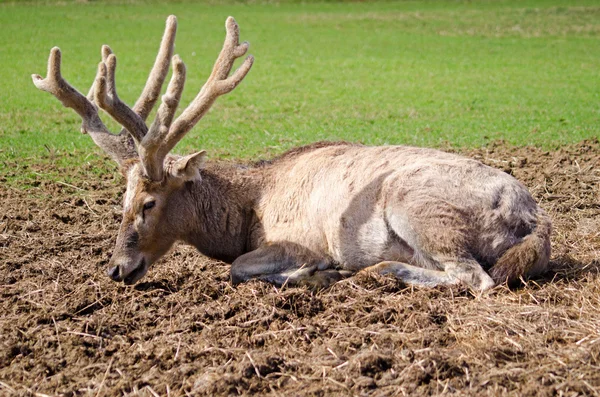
[230,243,351,289]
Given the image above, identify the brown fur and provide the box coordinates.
[488,209,552,285]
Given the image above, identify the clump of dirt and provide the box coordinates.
[1,140,599,396]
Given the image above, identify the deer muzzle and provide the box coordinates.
[107,258,147,285]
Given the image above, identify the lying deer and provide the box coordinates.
[33,16,551,291]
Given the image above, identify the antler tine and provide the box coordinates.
[33,47,97,120]
[85,14,176,148]
[146,56,187,141]
[93,53,149,145]
[146,16,253,171]
[132,15,178,121]
[87,45,113,101]
[210,16,248,81]
[139,55,186,180]
[32,47,136,163]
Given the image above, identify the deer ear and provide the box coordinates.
[170,151,207,181]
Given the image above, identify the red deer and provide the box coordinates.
[32,16,551,291]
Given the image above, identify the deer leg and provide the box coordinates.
[363,258,495,291]
[385,208,495,290]
[230,243,350,289]
[437,258,496,291]
[362,261,460,287]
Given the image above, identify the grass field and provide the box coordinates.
[1,0,599,185]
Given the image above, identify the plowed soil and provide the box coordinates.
[1,141,600,396]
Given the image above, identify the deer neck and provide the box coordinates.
[169,164,261,263]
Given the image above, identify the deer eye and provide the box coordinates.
[143,201,156,211]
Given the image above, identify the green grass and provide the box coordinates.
[1,0,599,184]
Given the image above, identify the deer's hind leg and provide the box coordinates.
[440,257,495,291]
[363,257,495,291]
[230,242,351,289]
[362,261,460,288]
[382,205,495,290]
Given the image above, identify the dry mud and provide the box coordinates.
[1,141,600,396]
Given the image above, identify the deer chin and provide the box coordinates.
[108,257,149,285]
[123,258,148,285]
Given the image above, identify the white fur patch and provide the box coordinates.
[124,165,142,212]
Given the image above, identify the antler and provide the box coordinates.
[32,47,136,163]
[132,15,178,122]
[32,16,178,164]
[138,16,254,180]
[32,15,253,181]
[94,54,149,144]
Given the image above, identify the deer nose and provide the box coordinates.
[107,265,121,281]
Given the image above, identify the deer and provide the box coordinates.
[32,15,551,291]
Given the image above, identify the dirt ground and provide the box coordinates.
[1,140,600,396]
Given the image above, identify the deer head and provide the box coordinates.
[32,16,253,284]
